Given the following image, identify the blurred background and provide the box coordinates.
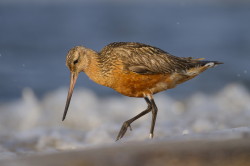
[0,0,250,159]
[0,0,249,101]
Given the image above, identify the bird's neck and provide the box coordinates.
[84,51,111,87]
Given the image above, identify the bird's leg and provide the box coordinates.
[149,96,158,139]
[116,97,152,141]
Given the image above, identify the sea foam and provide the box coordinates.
[0,83,249,159]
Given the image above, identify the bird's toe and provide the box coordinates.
[116,121,132,141]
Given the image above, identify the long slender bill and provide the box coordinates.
[62,72,78,121]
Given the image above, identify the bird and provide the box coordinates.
[62,42,222,141]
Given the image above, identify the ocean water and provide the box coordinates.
[0,0,250,160]
[0,0,249,101]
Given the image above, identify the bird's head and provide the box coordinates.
[66,46,92,73]
[62,46,92,121]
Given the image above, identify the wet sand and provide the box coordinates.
[1,132,250,166]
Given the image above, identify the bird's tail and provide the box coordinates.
[180,59,223,80]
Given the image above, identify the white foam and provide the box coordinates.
[0,83,250,159]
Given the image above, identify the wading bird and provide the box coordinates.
[62,42,222,141]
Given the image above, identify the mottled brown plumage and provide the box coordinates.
[62,42,222,140]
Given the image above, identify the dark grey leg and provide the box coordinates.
[149,98,158,139]
[116,97,152,141]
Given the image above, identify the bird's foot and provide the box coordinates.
[116,121,132,141]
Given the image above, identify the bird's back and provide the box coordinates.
[99,42,215,73]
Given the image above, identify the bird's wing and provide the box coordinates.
[104,42,199,75]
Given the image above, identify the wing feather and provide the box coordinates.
[99,42,201,75]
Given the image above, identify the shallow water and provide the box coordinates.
[0,83,249,159]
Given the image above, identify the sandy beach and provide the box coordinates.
[1,128,250,166]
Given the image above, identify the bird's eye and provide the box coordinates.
[73,59,78,64]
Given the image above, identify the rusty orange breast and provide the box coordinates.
[110,70,172,97]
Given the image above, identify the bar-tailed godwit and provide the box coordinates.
[62,42,222,140]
